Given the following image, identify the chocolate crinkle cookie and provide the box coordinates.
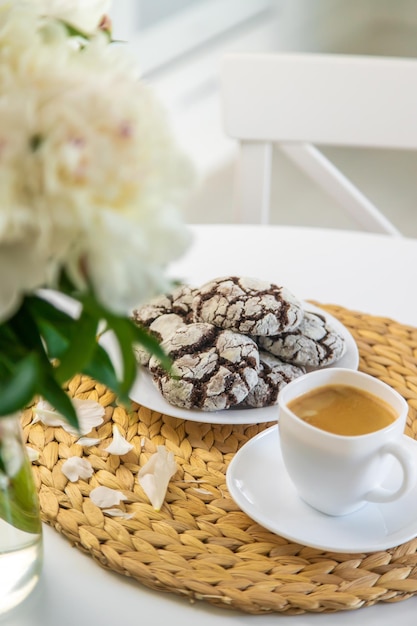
[239,351,306,409]
[131,285,196,366]
[131,294,172,328]
[133,313,186,366]
[192,276,304,336]
[131,284,196,328]
[169,284,197,322]
[257,310,345,368]
[149,323,260,411]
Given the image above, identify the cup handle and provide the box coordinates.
[365,442,417,503]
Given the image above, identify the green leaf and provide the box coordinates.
[0,355,40,418]
[0,321,20,344]
[25,296,74,358]
[0,326,28,361]
[36,322,70,359]
[103,317,140,398]
[82,343,123,393]
[55,269,79,295]
[8,302,49,367]
[54,309,99,384]
[26,294,76,324]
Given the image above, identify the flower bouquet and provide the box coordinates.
[0,0,192,427]
[0,0,192,611]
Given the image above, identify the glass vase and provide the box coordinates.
[0,414,43,615]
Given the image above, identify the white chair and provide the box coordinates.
[220,52,417,235]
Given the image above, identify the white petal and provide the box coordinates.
[62,457,94,482]
[26,446,39,462]
[138,445,177,511]
[33,400,69,428]
[76,437,102,447]
[34,398,105,435]
[72,399,105,435]
[104,425,134,455]
[103,509,134,519]
[90,485,127,508]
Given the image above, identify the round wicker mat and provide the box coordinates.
[22,303,417,615]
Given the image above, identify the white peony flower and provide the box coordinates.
[62,456,94,482]
[138,445,177,511]
[0,3,193,322]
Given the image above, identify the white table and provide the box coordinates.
[7,225,417,626]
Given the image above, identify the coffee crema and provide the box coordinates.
[287,384,397,436]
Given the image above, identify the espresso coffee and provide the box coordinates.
[287,384,397,436]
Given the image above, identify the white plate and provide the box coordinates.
[127,304,359,424]
[226,425,417,553]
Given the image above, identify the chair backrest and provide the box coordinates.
[220,52,417,235]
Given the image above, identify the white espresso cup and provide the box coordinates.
[278,368,417,516]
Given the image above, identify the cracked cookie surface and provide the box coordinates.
[133,313,186,366]
[239,351,305,408]
[149,322,260,411]
[192,276,304,336]
[258,310,345,367]
[131,285,196,366]
[131,284,196,328]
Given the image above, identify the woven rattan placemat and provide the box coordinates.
[22,303,417,615]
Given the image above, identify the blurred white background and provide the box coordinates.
[109,0,417,235]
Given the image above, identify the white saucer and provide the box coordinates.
[226,425,417,553]
[125,304,359,425]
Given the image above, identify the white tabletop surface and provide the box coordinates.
[6,224,417,626]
